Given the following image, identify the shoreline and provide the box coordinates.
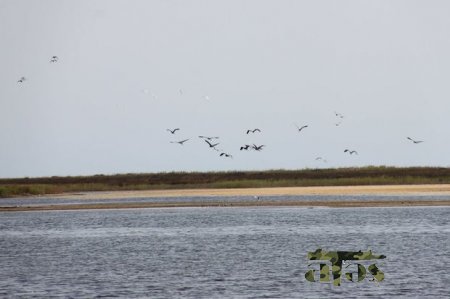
[1,200,450,212]
[44,184,450,200]
[1,184,450,212]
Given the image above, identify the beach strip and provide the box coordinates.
[44,184,450,200]
[1,199,450,212]
[2,185,450,212]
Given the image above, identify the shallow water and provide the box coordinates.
[2,194,450,207]
[1,205,449,298]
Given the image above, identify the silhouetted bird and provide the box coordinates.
[407,137,424,144]
[220,152,233,158]
[252,144,265,151]
[334,111,344,119]
[295,124,308,132]
[344,149,358,155]
[334,111,344,126]
[167,128,180,134]
[50,56,58,63]
[199,136,219,141]
[205,140,219,148]
[240,145,251,150]
[246,128,261,134]
[17,76,26,83]
[170,139,189,145]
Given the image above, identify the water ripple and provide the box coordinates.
[1,205,449,298]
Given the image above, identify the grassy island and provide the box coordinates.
[2,166,450,198]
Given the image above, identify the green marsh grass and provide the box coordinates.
[1,166,450,198]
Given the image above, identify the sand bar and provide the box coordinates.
[1,184,450,211]
[45,184,450,200]
[1,200,450,212]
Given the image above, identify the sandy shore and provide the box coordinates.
[1,184,450,212]
[1,199,450,212]
[46,184,450,200]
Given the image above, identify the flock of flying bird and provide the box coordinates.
[17,56,59,84]
[166,116,424,163]
[167,126,271,159]
[16,54,425,165]
[165,106,425,163]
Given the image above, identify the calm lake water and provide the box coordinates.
[1,202,449,298]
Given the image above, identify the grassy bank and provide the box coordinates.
[1,166,450,198]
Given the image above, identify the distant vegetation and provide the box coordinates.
[1,166,450,198]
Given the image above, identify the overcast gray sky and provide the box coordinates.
[1,0,449,178]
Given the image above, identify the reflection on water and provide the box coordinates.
[1,205,449,298]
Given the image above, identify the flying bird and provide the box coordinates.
[142,89,157,99]
[170,139,189,145]
[315,157,328,163]
[50,56,58,63]
[407,137,424,144]
[204,139,220,148]
[334,111,344,119]
[198,136,219,141]
[334,111,344,126]
[252,144,265,151]
[240,145,251,151]
[220,152,233,158]
[344,149,358,155]
[295,124,309,132]
[246,128,261,134]
[17,76,26,83]
[167,128,180,134]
